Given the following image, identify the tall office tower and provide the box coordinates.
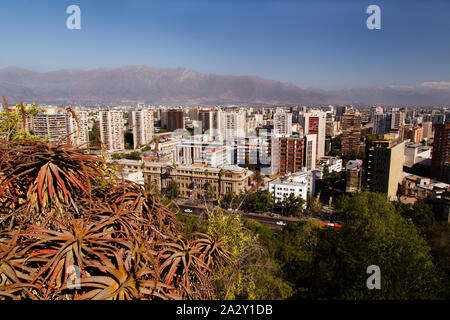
[131,108,154,149]
[34,111,71,143]
[391,109,406,131]
[188,107,199,121]
[198,109,221,138]
[431,123,450,183]
[342,112,362,156]
[221,109,246,141]
[336,105,348,119]
[300,110,326,159]
[364,139,406,199]
[422,122,433,139]
[167,109,185,132]
[290,106,306,123]
[68,110,89,147]
[304,134,317,171]
[275,136,305,176]
[159,108,169,128]
[99,110,125,152]
[373,113,392,136]
[273,112,293,135]
[369,106,383,122]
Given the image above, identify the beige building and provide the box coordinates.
[221,109,246,141]
[273,111,293,135]
[99,110,125,152]
[131,108,154,149]
[365,139,405,199]
[111,159,254,199]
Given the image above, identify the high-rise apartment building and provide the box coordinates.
[364,139,405,199]
[431,123,450,183]
[167,109,185,132]
[273,112,293,135]
[198,109,221,138]
[300,110,326,159]
[304,134,317,171]
[373,110,405,137]
[33,112,71,143]
[342,112,362,156]
[221,109,246,141]
[131,108,154,149]
[68,110,89,147]
[404,125,423,143]
[422,122,433,139]
[277,136,305,176]
[99,110,125,152]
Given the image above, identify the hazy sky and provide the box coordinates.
[0,0,449,90]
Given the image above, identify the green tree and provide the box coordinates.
[111,151,142,161]
[313,191,445,299]
[0,102,40,141]
[241,190,274,212]
[88,121,101,147]
[282,193,305,217]
[221,190,237,209]
[306,194,321,215]
[397,199,435,232]
[205,209,293,300]
[164,179,180,200]
[425,221,450,298]
[124,129,133,149]
[329,134,342,156]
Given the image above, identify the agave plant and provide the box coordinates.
[0,139,234,300]
[0,139,105,226]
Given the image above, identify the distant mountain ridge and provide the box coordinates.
[0,65,449,106]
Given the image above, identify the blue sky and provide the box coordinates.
[0,0,449,89]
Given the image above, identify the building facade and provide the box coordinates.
[99,110,125,152]
[167,109,185,132]
[431,123,450,183]
[364,139,406,199]
[268,170,316,204]
[131,108,154,149]
[341,112,362,156]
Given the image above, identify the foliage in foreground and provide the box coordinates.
[0,139,234,300]
[261,192,448,299]
[180,210,294,300]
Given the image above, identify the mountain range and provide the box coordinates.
[0,65,449,106]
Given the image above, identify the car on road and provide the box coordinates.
[183,208,193,213]
[276,221,287,226]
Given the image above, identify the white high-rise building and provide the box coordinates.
[131,108,154,149]
[99,110,125,152]
[273,112,293,135]
[304,134,317,171]
[68,110,89,147]
[221,109,246,142]
[34,111,70,143]
[300,110,326,159]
